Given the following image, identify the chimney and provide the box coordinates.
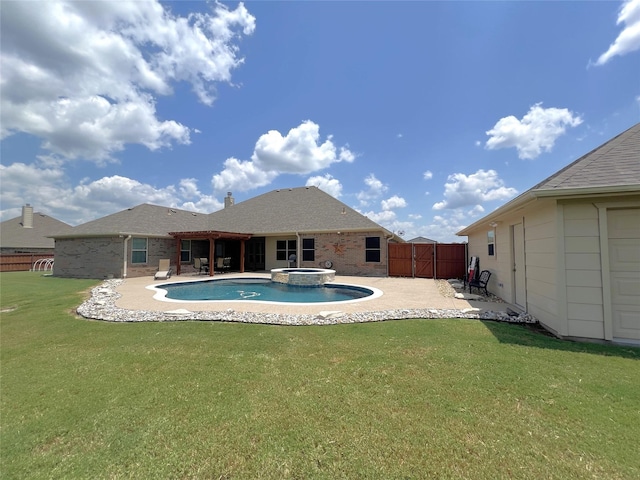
[22,204,34,228]
[224,192,234,208]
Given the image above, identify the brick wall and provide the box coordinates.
[300,231,388,276]
[54,236,177,279]
[54,237,124,279]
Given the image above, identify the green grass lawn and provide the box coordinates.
[1,272,639,479]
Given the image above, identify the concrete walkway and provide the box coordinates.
[115,273,510,317]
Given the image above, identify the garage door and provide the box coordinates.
[608,209,640,341]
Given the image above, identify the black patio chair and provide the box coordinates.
[469,270,491,296]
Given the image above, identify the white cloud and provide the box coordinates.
[423,170,433,180]
[306,174,343,198]
[357,194,410,235]
[381,195,407,211]
[211,157,278,194]
[0,163,222,224]
[0,0,255,162]
[595,0,640,66]
[357,173,388,205]
[432,169,518,210]
[485,103,583,159]
[211,121,354,194]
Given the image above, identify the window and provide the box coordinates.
[302,238,315,261]
[276,240,297,261]
[132,237,148,264]
[365,236,381,262]
[487,230,495,256]
[180,240,191,262]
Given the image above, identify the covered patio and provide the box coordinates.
[169,230,253,276]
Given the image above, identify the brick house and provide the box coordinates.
[52,186,402,279]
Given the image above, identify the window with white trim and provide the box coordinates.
[487,230,495,256]
[276,240,297,261]
[180,240,191,262]
[132,238,148,264]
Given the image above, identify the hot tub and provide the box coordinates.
[271,268,336,286]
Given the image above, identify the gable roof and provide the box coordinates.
[204,186,392,235]
[52,203,208,238]
[1,211,72,249]
[458,122,640,236]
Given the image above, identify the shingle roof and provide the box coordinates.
[52,203,208,238]
[204,186,390,235]
[1,212,72,249]
[52,187,392,238]
[532,122,640,192]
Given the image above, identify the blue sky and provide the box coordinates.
[1,0,638,241]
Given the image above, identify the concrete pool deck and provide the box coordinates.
[113,273,511,317]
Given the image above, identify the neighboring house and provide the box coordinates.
[408,236,437,243]
[0,204,72,253]
[457,123,640,344]
[52,186,401,279]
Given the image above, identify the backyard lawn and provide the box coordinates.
[1,272,639,479]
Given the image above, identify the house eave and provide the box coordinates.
[531,183,640,199]
[456,183,640,237]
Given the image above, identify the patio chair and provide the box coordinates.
[222,257,231,271]
[469,270,491,296]
[154,259,172,280]
[194,258,209,274]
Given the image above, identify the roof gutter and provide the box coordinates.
[49,232,172,240]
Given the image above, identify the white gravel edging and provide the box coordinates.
[77,279,538,326]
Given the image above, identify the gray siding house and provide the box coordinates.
[457,123,640,344]
[52,186,400,279]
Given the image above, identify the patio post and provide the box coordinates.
[209,237,215,276]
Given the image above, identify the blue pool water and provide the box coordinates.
[159,278,374,303]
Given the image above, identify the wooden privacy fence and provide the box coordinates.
[0,253,54,272]
[388,243,466,279]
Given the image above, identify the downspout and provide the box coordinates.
[122,235,131,278]
[385,232,394,277]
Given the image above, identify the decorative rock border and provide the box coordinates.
[77,279,538,326]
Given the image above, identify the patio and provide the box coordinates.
[78,273,528,326]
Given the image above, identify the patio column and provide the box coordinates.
[175,237,182,276]
[209,237,215,276]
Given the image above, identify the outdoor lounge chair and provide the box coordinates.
[154,259,172,280]
[468,270,491,296]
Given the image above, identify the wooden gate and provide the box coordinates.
[414,244,434,278]
[434,244,467,279]
[388,243,413,277]
[388,243,466,279]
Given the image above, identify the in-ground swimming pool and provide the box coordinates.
[151,277,380,304]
